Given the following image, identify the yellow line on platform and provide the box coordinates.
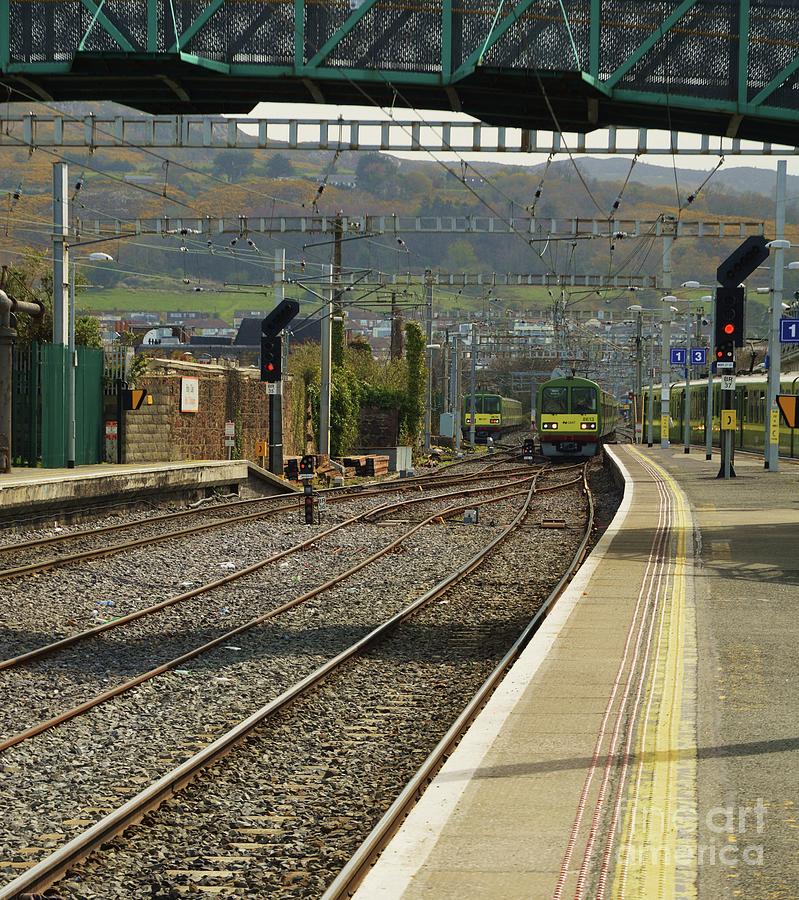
[614,448,698,900]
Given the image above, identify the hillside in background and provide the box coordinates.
[1,101,795,327]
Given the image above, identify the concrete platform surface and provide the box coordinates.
[0,459,294,523]
[353,444,798,899]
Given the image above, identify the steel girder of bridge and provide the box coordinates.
[72,214,765,240]
[2,1,799,145]
[3,114,799,155]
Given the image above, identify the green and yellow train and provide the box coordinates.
[536,375,618,458]
[642,372,799,455]
[462,393,525,440]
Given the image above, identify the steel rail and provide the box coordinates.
[321,463,595,899]
[0,465,537,581]
[0,483,537,754]
[0,456,520,556]
[0,473,541,675]
[0,476,543,899]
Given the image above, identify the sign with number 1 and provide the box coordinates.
[779,318,799,343]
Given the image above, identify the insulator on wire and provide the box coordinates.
[74,176,83,193]
[247,238,259,252]
[230,237,238,247]
[11,184,22,203]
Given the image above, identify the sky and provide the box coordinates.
[247,102,799,179]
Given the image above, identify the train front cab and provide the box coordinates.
[538,382,600,458]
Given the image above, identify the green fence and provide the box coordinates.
[12,342,104,467]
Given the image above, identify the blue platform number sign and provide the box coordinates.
[779,318,799,343]
[670,347,687,366]
[690,347,707,365]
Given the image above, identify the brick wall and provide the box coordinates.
[121,365,296,463]
[358,405,400,447]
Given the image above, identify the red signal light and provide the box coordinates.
[266,362,274,371]
[723,323,735,334]
[716,350,723,358]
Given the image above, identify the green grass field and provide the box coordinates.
[81,284,575,326]
[80,288,278,323]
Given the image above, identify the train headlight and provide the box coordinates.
[580,422,597,430]
[542,422,558,430]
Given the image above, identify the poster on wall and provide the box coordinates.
[181,377,200,413]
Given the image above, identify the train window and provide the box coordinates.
[483,396,501,414]
[541,386,568,413]
[572,388,596,413]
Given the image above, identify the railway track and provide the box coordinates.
[0,457,598,898]
[0,454,530,581]
[0,470,544,741]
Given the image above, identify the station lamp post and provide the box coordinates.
[68,251,114,468]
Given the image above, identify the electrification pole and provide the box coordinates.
[647,333,655,447]
[635,312,643,443]
[451,333,462,452]
[705,303,715,459]
[469,323,477,446]
[332,213,344,365]
[766,159,787,472]
[269,248,286,475]
[320,264,333,457]
[424,270,433,451]
[660,232,673,448]
[52,163,69,347]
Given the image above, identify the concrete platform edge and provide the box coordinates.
[353,449,634,899]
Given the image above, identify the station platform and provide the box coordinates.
[0,459,294,525]
[355,444,799,899]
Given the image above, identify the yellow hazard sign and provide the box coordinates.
[721,410,737,430]
[123,388,148,411]
[660,415,669,436]
[255,440,268,457]
[776,394,799,429]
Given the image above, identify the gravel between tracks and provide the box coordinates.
[0,490,539,868]
[51,478,592,898]
[0,476,532,661]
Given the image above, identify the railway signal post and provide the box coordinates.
[718,372,737,479]
[713,231,770,478]
[261,288,300,477]
[299,455,316,525]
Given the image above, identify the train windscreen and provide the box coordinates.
[541,386,568,414]
[571,388,597,413]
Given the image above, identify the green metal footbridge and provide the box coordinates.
[2,1,799,143]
